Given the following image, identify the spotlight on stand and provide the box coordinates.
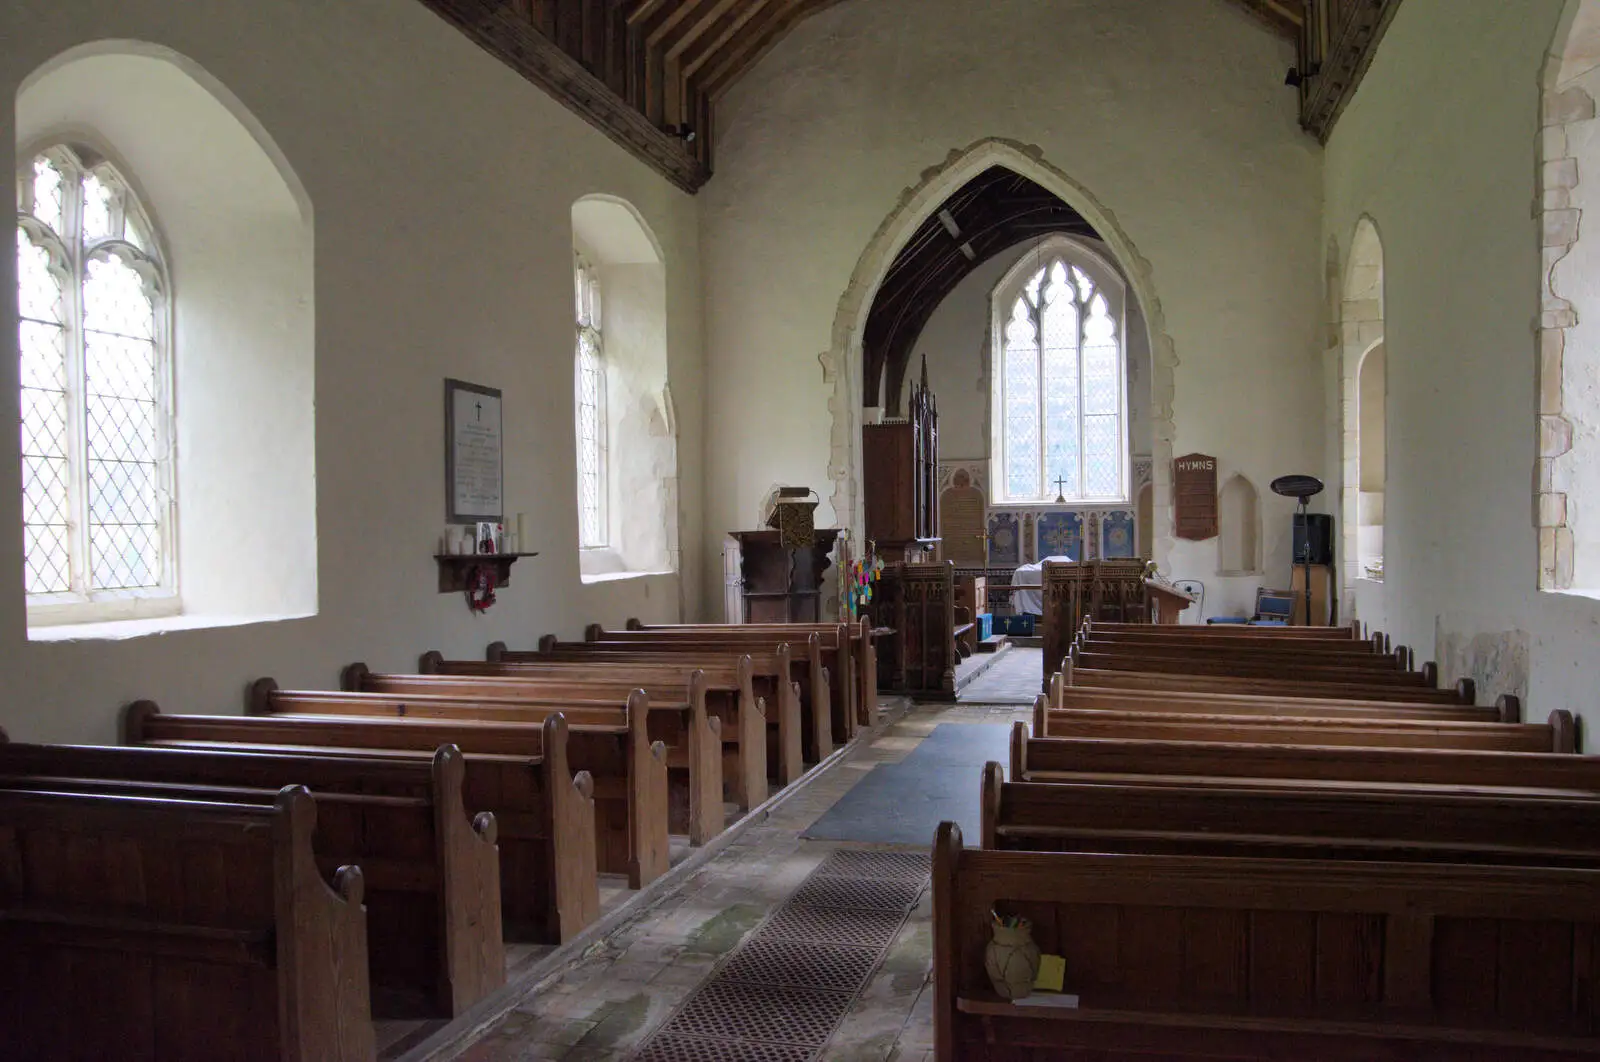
[1270,474,1325,626]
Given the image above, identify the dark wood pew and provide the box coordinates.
[360,661,757,815]
[525,638,828,767]
[0,785,374,1062]
[1033,698,1579,754]
[225,687,671,887]
[267,675,722,849]
[0,739,501,1017]
[980,763,1600,865]
[592,623,858,741]
[1051,676,1511,724]
[1077,633,1403,671]
[1070,644,1431,687]
[1011,723,1600,796]
[933,821,1600,1061]
[124,704,604,930]
[626,618,879,727]
[1063,658,1475,705]
[446,649,776,805]
[1086,618,1360,638]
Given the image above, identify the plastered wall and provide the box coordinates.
[1322,0,1578,715]
[700,0,1324,619]
[0,0,703,743]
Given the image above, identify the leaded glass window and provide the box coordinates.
[993,247,1126,503]
[16,146,172,607]
[574,254,607,549]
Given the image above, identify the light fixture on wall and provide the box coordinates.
[1284,62,1321,88]
[664,123,697,144]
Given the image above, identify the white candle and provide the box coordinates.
[515,512,527,554]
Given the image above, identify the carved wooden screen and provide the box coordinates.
[873,561,956,700]
[1040,559,1150,681]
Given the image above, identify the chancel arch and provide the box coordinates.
[829,138,1176,563]
[569,194,677,580]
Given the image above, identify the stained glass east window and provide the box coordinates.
[16,146,171,609]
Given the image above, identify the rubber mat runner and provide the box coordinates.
[631,849,930,1061]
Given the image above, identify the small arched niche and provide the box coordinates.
[1217,474,1259,575]
[570,195,676,580]
[16,43,315,634]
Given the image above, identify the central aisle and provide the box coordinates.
[447,700,1030,1062]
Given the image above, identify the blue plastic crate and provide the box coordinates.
[976,613,993,640]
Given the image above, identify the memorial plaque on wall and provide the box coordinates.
[1174,452,1218,540]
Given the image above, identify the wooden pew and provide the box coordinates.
[626,618,879,727]
[592,623,859,741]
[260,676,722,849]
[980,763,1600,865]
[1033,697,1579,754]
[359,658,766,813]
[125,704,603,930]
[1070,645,1431,687]
[1077,633,1404,671]
[1011,724,1600,796]
[0,739,501,1017]
[0,785,374,1062]
[526,638,829,767]
[933,821,1600,1061]
[1063,658,1476,705]
[1086,618,1360,638]
[1050,675,1511,724]
[222,687,670,887]
[1082,628,1382,656]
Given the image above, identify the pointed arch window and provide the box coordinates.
[16,146,173,612]
[990,241,1127,505]
[574,252,607,549]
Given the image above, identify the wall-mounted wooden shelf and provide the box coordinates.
[434,553,537,593]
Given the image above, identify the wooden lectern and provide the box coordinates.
[1146,579,1197,624]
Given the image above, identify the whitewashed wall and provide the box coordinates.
[0,0,703,743]
[1322,0,1576,714]
[700,0,1324,620]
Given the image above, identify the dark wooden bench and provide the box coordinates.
[526,639,828,767]
[124,703,603,931]
[1077,633,1405,672]
[1063,657,1476,704]
[626,619,879,727]
[1032,698,1578,754]
[933,821,1600,1061]
[589,624,859,743]
[0,738,501,1017]
[438,650,774,807]
[1086,618,1360,639]
[231,686,671,887]
[1051,676,1511,723]
[981,762,1600,865]
[0,784,373,1062]
[1011,723,1600,796]
[1070,644,1431,687]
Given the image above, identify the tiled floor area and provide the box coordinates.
[955,647,1043,704]
[443,701,1031,1062]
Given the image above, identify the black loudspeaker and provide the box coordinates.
[1293,513,1334,566]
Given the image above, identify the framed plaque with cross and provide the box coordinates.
[445,378,504,523]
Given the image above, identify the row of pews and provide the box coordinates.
[935,619,1600,1060]
[0,620,876,1062]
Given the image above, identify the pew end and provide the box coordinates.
[980,762,1004,849]
[1496,693,1523,724]
[120,699,162,745]
[247,677,279,716]
[0,725,8,743]
[1456,677,1476,705]
[626,617,644,630]
[1421,661,1438,688]
[419,650,445,674]
[1010,721,1028,781]
[538,634,558,652]
[584,623,605,641]
[1032,694,1048,738]
[485,641,507,662]
[340,662,371,692]
[1552,708,1579,753]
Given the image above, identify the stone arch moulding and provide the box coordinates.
[823,138,1179,564]
[1537,0,1598,591]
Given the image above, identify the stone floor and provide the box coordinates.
[955,646,1043,704]
[442,700,1031,1062]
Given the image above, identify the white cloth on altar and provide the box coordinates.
[1009,555,1076,615]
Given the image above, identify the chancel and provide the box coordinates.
[4,0,1599,1059]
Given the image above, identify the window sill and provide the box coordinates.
[580,569,675,586]
[987,499,1131,510]
[28,610,315,643]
